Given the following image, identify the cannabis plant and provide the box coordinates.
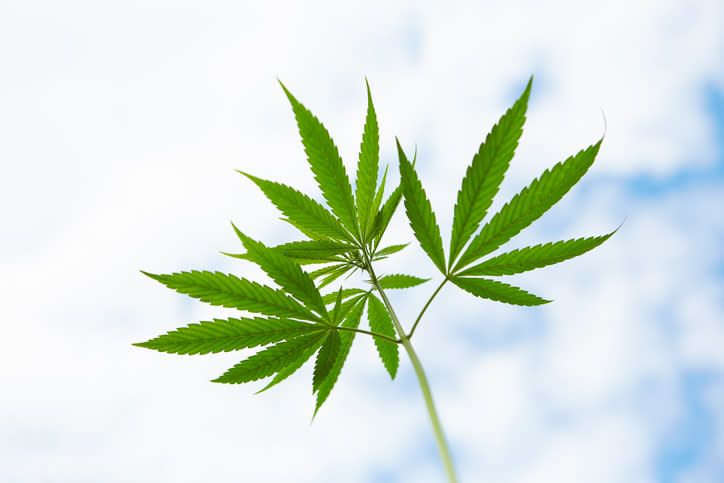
[136,77,613,482]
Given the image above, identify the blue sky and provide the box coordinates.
[2,1,724,482]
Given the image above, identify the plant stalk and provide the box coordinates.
[366,261,458,482]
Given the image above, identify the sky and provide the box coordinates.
[1,1,724,482]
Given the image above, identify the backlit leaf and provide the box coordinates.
[313,331,342,393]
[450,276,550,306]
[231,225,328,318]
[314,296,366,416]
[449,77,531,266]
[141,270,319,322]
[254,341,319,394]
[280,82,359,237]
[397,140,446,274]
[134,317,324,355]
[356,79,380,238]
[454,141,602,271]
[378,274,430,289]
[367,294,399,379]
[458,232,615,276]
[212,331,327,384]
[239,171,354,244]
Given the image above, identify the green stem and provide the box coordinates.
[407,277,448,339]
[336,326,400,344]
[365,260,458,482]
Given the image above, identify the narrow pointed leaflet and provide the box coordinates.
[397,140,447,274]
[330,287,344,325]
[374,243,409,258]
[313,331,342,393]
[321,288,367,305]
[369,165,388,229]
[315,296,366,416]
[213,331,328,384]
[449,77,531,267]
[370,149,415,247]
[450,276,550,306]
[454,140,603,272]
[231,225,328,318]
[457,232,615,276]
[367,294,399,379]
[134,317,324,355]
[268,240,354,265]
[355,79,380,239]
[255,341,321,394]
[240,171,355,244]
[377,274,430,289]
[370,183,403,247]
[279,81,359,238]
[141,270,319,321]
[309,263,348,281]
[318,264,353,288]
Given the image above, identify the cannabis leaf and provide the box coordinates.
[457,232,615,276]
[315,296,366,415]
[452,141,603,272]
[280,81,359,239]
[397,140,447,274]
[239,171,355,244]
[134,317,323,355]
[313,331,342,392]
[356,79,380,240]
[367,293,399,379]
[378,274,430,289]
[137,77,614,482]
[231,224,328,318]
[374,243,409,258]
[213,331,328,384]
[450,276,550,306]
[449,78,531,267]
[140,270,320,322]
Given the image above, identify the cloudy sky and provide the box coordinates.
[2,1,724,482]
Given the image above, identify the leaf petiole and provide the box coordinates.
[407,277,449,340]
[335,325,401,344]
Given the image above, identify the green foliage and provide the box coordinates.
[374,243,409,258]
[137,76,612,476]
[280,81,359,238]
[231,224,328,318]
[369,183,403,247]
[140,270,320,322]
[450,276,550,306]
[315,297,366,415]
[356,79,380,240]
[313,331,342,393]
[134,317,323,355]
[367,294,400,379]
[457,232,615,276]
[397,140,447,274]
[239,171,354,243]
[268,240,355,264]
[377,274,430,289]
[452,140,603,272]
[213,331,328,384]
[449,78,531,267]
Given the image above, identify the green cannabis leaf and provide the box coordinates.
[137,76,613,483]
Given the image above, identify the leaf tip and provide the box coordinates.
[140,270,160,281]
[395,139,409,165]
